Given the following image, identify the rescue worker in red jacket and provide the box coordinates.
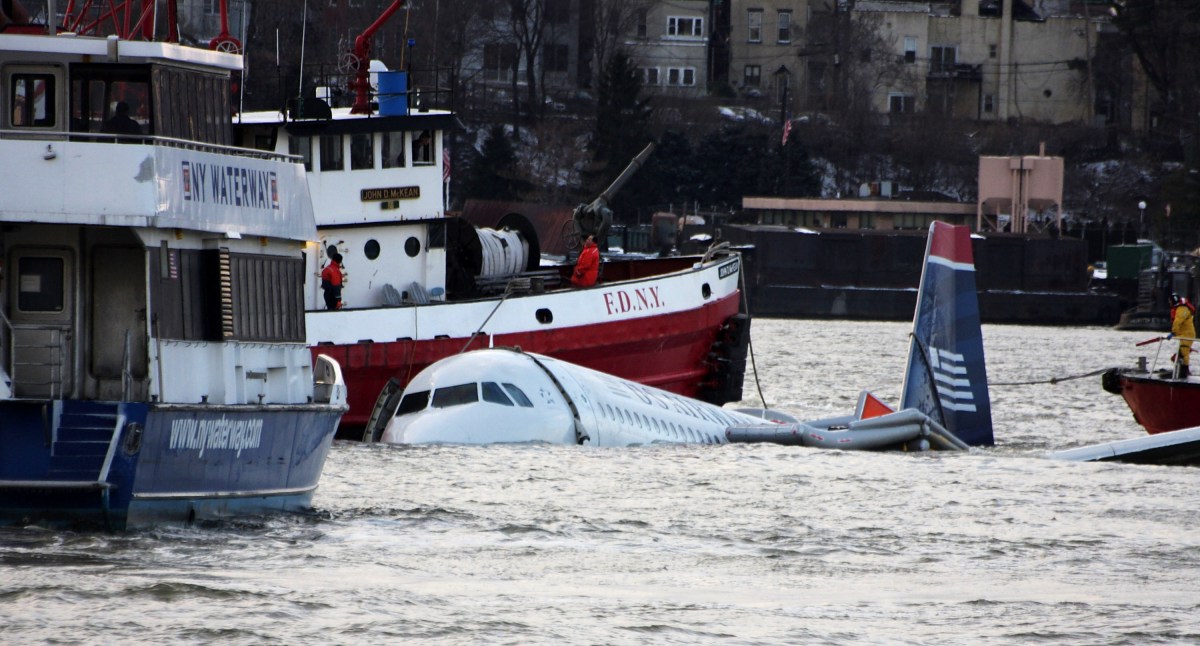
[321,252,344,310]
[1168,293,1195,377]
[571,234,600,287]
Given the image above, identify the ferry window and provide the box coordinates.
[351,133,374,170]
[502,383,534,408]
[150,66,229,145]
[382,131,405,168]
[364,239,380,260]
[412,130,434,165]
[289,136,313,171]
[319,134,344,171]
[17,257,65,312]
[432,383,479,408]
[397,390,430,416]
[405,237,421,257]
[481,382,513,406]
[10,74,56,128]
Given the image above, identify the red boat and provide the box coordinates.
[232,2,749,439]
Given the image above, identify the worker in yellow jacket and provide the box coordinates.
[1169,293,1195,378]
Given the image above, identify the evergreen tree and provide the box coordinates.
[621,129,699,215]
[461,125,530,201]
[765,134,822,198]
[590,50,653,204]
[693,124,765,209]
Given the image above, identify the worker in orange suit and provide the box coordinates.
[571,234,600,288]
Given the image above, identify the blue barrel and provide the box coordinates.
[377,71,408,116]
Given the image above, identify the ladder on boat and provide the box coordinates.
[0,402,126,526]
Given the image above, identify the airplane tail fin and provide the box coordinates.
[899,222,994,446]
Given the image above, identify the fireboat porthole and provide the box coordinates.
[702,284,712,299]
[404,237,421,257]
[364,239,380,260]
[536,308,553,324]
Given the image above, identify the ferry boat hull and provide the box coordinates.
[0,401,341,530]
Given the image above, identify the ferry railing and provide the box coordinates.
[0,129,304,163]
[0,320,68,399]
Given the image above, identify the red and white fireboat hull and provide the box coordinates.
[1104,368,1200,435]
[308,254,746,437]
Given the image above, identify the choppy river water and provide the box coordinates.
[2,319,1197,645]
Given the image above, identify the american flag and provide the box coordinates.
[442,147,451,183]
[781,119,792,147]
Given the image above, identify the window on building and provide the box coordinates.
[888,93,914,113]
[319,134,343,171]
[642,68,660,86]
[205,0,220,14]
[930,46,956,74]
[668,16,703,37]
[744,64,761,87]
[483,43,517,82]
[989,44,998,59]
[904,36,917,63]
[667,68,696,86]
[636,9,647,37]
[983,94,994,113]
[777,10,792,43]
[543,43,570,73]
[747,9,762,43]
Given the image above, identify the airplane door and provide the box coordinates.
[7,249,74,398]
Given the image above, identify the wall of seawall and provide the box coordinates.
[724,225,1121,325]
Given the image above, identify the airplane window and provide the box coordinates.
[482,382,513,406]
[502,383,534,408]
[396,390,430,416]
[431,383,479,408]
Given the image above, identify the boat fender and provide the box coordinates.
[1100,368,1124,395]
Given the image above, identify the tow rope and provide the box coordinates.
[990,368,1110,387]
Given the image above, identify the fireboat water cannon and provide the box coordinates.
[568,142,656,249]
[349,0,407,115]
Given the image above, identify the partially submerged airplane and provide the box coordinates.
[364,222,994,450]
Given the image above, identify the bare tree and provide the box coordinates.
[586,0,651,88]
[503,0,549,117]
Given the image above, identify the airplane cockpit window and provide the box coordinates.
[481,382,513,406]
[501,383,534,408]
[432,383,479,408]
[397,390,430,416]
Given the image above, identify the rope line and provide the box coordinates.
[990,367,1109,387]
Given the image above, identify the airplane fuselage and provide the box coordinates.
[380,348,760,446]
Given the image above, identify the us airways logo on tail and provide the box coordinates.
[928,346,976,413]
